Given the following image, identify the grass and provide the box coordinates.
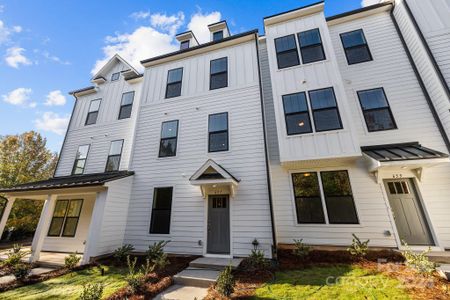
[253,265,411,300]
[0,265,128,300]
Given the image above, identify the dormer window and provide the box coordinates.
[213,31,224,41]
[180,40,190,50]
[111,72,120,81]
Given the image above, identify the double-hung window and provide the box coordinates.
[210,57,228,90]
[105,140,123,172]
[85,99,101,125]
[180,40,189,50]
[48,199,83,237]
[111,72,120,81]
[274,35,300,69]
[118,91,134,119]
[72,145,90,175]
[357,88,397,132]
[282,92,312,135]
[292,170,358,225]
[165,68,183,98]
[213,31,224,41]
[309,88,342,132]
[208,112,228,152]
[340,29,373,65]
[298,29,326,64]
[159,120,179,157]
[149,187,173,234]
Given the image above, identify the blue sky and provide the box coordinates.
[0,0,371,153]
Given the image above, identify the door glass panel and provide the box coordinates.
[394,182,403,194]
[401,181,410,194]
[388,182,396,194]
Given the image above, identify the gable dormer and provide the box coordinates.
[208,20,230,42]
[91,54,141,85]
[176,31,199,50]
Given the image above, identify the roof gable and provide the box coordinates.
[91,54,140,82]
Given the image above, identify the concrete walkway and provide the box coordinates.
[0,266,55,285]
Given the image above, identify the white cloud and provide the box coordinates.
[150,12,185,36]
[44,90,66,106]
[0,20,21,45]
[34,112,70,135]
[130,10,150,20]
[2,88,36,108]
[187,11,221,43]
[4,47,32,68]
[361,0,382,7]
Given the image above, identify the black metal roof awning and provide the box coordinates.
[0,171,134,193]
[361,142,448,162]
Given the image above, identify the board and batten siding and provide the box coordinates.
[264,10,361,164]
[55,61,142,177]
[124,40,274,257]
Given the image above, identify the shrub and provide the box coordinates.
[2,244,29,267]
[146,241,170,272]
[64,252,81,270]
[247,249,269,269]
[125,256,145,293]
[402,243,436,275]
[12,263,31,281]
[347,234,369,258]
[216,266,235,297]
[292,239,311,258]
[113,244,135,264]
[79,283,104,300]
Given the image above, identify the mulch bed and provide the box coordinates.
[106,255,197,300]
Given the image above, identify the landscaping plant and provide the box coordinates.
[65,252,81,270]
[402,243,436,275]
[248,249,269,269]
[113,244,135,264]
[125,256,145,293]
[347,234,369,259]
[146,240,170,272]
[2,244,29,267]
[216,265,235,297]
[79,283,104,300]
[292,239,311,258]
[12,263,31,281]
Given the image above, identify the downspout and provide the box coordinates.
[254,32,278,259]
[390,6,450,153]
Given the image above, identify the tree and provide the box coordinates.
[0,131,58,239]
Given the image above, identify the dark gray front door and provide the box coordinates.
[384,179,434,246]
[207,195,230,254]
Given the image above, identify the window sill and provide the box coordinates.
[276,59,329,72]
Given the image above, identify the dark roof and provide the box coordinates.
[326,2,392,22]
[124,73,143,81]
[362,142,449,162]
[141,29,258,65]
[264,1,324,20]
[69,86,96,96]
[0,171,134,193]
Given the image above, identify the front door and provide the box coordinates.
[207,195,230,254]
[384,179,434,246]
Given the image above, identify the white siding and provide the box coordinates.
[125,40,273,257]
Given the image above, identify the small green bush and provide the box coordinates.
[113,244,135,264]
[216,266,235,297]
[12,263,31,281]
[79,283,104,300]
[402,243,436,275]
[292,239,311,258]
[347,234,369,258]
[125,256,145,293]
[64,252,81,270]
[247,249,269,269]
[2,244,29,267]
[146,241,170,272]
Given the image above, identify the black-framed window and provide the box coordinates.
[165,68,183,98]
[149,187,173,234]
[118,91,134,120]
[159,120,179,157]
[320,171,358,224]
[340,29,373,65]
[213,30,224,41]
[72,145,90,175]
[208,112,228,152]
[210,57,228,90]
[111,72,120,81]
[180,40,190,50]
[48,199,83,237]
[282,92,312,135]
[309,88,343,132]
[85,99,101,125]
[274,34,300,69]
[298,28,326,64]
[292,173,325,224]
[357,88,397,132]
[105,140,123,172]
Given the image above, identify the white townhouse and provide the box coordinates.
[0,0,450,265]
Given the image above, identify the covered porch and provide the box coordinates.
[0,171,134,266]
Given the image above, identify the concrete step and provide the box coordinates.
[36,260,65,269]
[437,264,450,281]
[189,257,242,270]
[173,267,220,288]
[155,284,208,300]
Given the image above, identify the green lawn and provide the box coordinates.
[0,265,128,300]
[253,265,410,300]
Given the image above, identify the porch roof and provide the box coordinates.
[361,142,448,162]
[0,171,134,193]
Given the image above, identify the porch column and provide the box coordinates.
[29,194,57,263]
[81,191,107,265]
[0,197,16,240]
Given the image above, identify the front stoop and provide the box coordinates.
[437,264,450,281]
[189,257,243,270]
[174,267,220,288]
